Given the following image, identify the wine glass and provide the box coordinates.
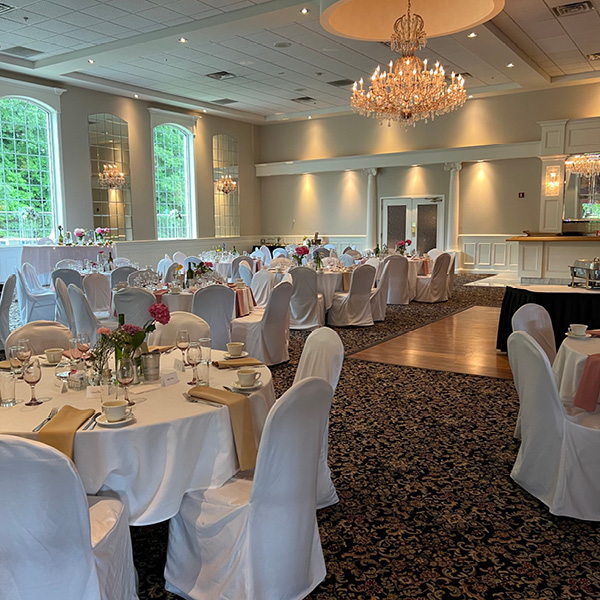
[8,346,21,376]
[186,342,201,385]
[16,339,32,363]
[176,330,190,366]
[68,338,79,363]
[117,357,135,407]
[77,332,91,356]
[23,358,42,406]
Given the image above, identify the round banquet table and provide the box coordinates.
[0,350,275,526]
[271,269,345,310]
[552,335,600,404]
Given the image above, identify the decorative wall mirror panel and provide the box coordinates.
[212,133,239,238]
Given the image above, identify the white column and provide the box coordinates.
[363,168,378,249]
[444,162,462,252]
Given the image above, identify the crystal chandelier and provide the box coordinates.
[217,175,237,194]
[351,0,467,127]
[98,164,125,190]
[565,154,600,178]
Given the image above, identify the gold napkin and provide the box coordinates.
[212,357,263,370]
[342,272,351,291]
[0,358,21,370]
[38,405,95,460]
[188,386,257,471]
[147,345,174,353]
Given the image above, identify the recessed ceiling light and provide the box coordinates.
[178,37,187,43]
[202,109,207,113]
[477,160,485,163]
[507,63,515,68]
[411,164,419,167]
[307,115,312,119]
[87,59,94,64]
[468,94,473,98]
[467,32,477,38]
[134,94,139,99]
[300,7,310,14]
[274,41,292,49]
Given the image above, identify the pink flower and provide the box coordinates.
[204,261,213,268]
[405,239,412,246]
[296,246,309,256]
[97,327,112,336]
[148,302,170,325]
[122,324,143,336]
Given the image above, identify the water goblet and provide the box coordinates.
[176,330,190,366]
[77,332,91,356]
[69,338,79,363]
[8,346,22,376]
[116,357,135,407]
[23,358,42,406]
[186,342,201,385]
[16,339,32,363]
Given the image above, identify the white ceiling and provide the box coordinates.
[0,0,599,123]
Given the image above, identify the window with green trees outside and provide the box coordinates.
[154,124,193,239]
[0,98,56,241]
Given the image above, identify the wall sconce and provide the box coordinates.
[545,166,560,197]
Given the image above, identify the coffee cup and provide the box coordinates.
[236,278,245,289]
[237,368,259,388]
[227,342,244,357]
[45,347,64,364]
[102,399,132,422]
[569,324,588,337]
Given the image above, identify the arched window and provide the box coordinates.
[0,98,58,241]
[153,124,194,239]
[213,134,239,237]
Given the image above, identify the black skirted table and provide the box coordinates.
[496,285,600,352]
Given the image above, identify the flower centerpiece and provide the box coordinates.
[95,227,110,244]
[397,239,412,256]
[74,228,86,245]
[294,245,309,266]
[193,260,224,285]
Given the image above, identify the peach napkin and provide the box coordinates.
[588,330,600,338]
[188,386,257,470]
[212,357,263,369]
[574,353,600,412]
[147,345,174,353]
[38,405,95,460]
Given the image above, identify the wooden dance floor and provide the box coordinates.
[352,306,512,379]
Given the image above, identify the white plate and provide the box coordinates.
[565,332,592,339]
[41,360,61,367]
[96,414,135,428]
[223,351,249,360]
[231,380,263,392]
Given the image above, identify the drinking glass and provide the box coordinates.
[69,338,79,363]
[77,332,91,356]
[16,339,31,363]
[117,357,135,406]
[199,337,212,365]
[176,330,190,366]
[186,342,202,385]
[8,346,21,376]
[23,358,42,406]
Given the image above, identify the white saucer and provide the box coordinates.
[96,414,135,427]
[566,332,592,339]
[231,380,263,392]
[41,360,61,367]
[224,351,249,359]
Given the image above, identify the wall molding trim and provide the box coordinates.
[459,233,519,274]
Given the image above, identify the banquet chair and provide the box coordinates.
[312,247,330,259]
[339,253,355,267]
[239,263,253,287]
[251,269,275,308]
[259,244,272,266]
[6,320,71,355]
[51,268,82,290]
[113,287,156,328]
[55,259,81,270]
[15,269,55,325]
[69,284,117,345]
[344,248,362,260]
[270,256,292,270]
[128,268,155,287]
[293,327,344,508]
[164,377,332,600]
[508,331,600,521]
[250,248,264,261]
[156,255,173,279]
[36,236,53,245]
[0,435,138,600]
[272,247,288,259]
[511,303,556,364]
[327,264,376,327]
[54,278,77,336]
[113,257,132,267]
[365,257,381,280]
[231,281,293,365]
[110,266,137,288]
[231,255,253,281]
[173,251,187,266]
[22,262,46,293]
[281,272,293,284]
[383,255,411,305]
[323,243,337,256]
[183,256,200,271]
[414,253,451,303]
[148,311,210,346]
[427,247,443,260]
[0,274,16,348]
[191,285,236,351]
[83,273,112,315]
[164,262,180,284]
[446,252,456,299]
[370,260,391,322]
[289,266,325,330]
[322,256,340,268]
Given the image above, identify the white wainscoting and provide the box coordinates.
[459,234,519,274]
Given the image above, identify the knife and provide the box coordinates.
[82,411,101,431]
[181,392,222,408]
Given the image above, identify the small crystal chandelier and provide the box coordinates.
[351,0,467,127]
[217,175,237,194]
[98,164,125,190]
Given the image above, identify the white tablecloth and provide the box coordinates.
[0,350,275,525]
[553,336,600,404]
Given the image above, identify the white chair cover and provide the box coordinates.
[365,257,381,278]
[281,272,293,284]
[239,263,253,287]
[270,256,292,270]
[272,247,288,258]
[508,331,600,521]
[345,249,362,259]
[22,262,45,293]
[293,327,344,508]
[54,277,77,336]
[191,285,235,351]
[323,243,337,254]
[128,268,156,287]
[183,256,200,271]
[113,287,156,328]
[322,256,339,268]
[113,257,132,267]
[165,377,332,600]
[250,248,264,261]
[251,269,275,308]
[15,269,55,325]
[5,321,71,354]
[370,260,391,322]
[384,255,411,305]
[37,236,53,245]
[327,264,376,327]
[148,311,210,346]
[289,267,325,330]
[414,253,451,303]
[339,253,354,267]
[231,281,293,365]
[259,244,272,266]
[173,251,187,266]
[428,248,443,260]
[157,255,173,279]
[83,273,112,315]
[68,284,102,345]
[312,247,330,259]
[230,255,253,281]
[511,303,556,364]
[164,262,180,284]
[0,274,15,348]
[55,259,81,270]
[51,268,82,290]
[0,435,138,600]
[446,252,456,299]
[110,266,137,288]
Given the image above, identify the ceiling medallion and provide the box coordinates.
[351,0,466,127]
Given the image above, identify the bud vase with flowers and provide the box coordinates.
[397,239,412,256]
[294,245,309,266]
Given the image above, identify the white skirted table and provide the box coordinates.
[0,350,275,526]
[552,336,600,404]
[22,245,116,279]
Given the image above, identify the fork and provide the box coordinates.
[32,407,58,432]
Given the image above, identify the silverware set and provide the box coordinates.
[82,411,101,430]
[32,407,58,432]
[181,392,223,408]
